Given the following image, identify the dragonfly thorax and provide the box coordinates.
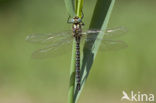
[70,16,83,37]
[72,23,82,37]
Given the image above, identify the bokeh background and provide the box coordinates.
[0,0,156,103]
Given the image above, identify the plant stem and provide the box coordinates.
[64,0,75,16]
[74,0,116,102]
[68,40,76,103]
[76,0,84,17]
[68,0,84,103]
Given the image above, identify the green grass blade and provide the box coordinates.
[64,0,76,16]
[69,0,84,103]
[64,0,84,103]
[64,0,76,103]
[66,0,84,103]
[68,40,76,103]
[75,0,84,17]
[74,0,116,102]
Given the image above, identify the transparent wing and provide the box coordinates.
[31,38,73,59]
[100,40,127,51]
[26,30,72,44]
[26,31,74,58]
[84,39,127,51]
[82,27,126,40]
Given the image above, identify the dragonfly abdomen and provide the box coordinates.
[75,37,81,90]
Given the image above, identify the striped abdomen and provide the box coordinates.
[75,37,81,90]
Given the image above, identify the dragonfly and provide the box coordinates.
[26,16,127,90]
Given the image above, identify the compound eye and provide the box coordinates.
[77,18,81,22]
[71,19,75,23]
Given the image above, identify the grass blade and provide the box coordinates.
[64,0,76,103]
[75,0,84,17]
[66,0,84,103]
[74,0,116,102]
[64,0,84,103]
[64,0,76,16]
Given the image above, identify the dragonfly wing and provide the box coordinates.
[104,27,127,39]
[32,39,73,59]
[81,27,126,40]
[99,39,128,51]
[83,39,127,51]
[26,31,72,44]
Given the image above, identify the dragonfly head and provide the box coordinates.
[72,16,82,24]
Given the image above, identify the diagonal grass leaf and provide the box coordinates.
[64,0,76,16]
[74,0,116,103]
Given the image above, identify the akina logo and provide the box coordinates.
[121,91,155,102]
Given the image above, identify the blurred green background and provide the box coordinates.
[0,0,156,103]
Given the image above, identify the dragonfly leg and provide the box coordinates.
[81,10,85,26]
[67,15,73,24]
[81,9,84,19]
